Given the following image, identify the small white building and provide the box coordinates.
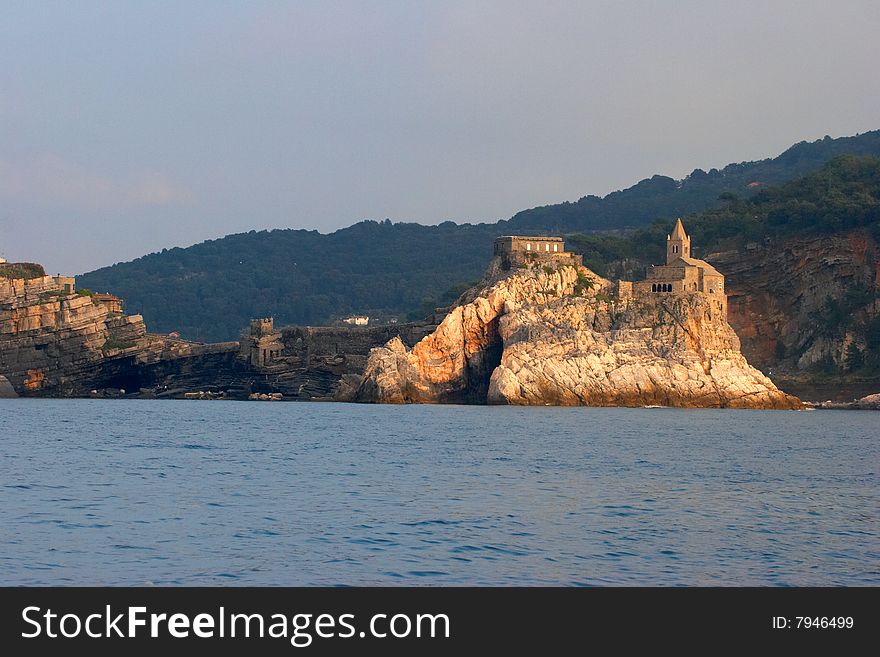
[342,315,369,326]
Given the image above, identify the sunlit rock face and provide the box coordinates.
[350,260,801,409]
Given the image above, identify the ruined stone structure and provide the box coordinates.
[239,317,283,367]
[630,219,726,316]
[493,235,583,270]
[54,276,75,295]
[92,292,123,314]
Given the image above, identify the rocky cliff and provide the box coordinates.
[0,271,264,396]
[707,230,879,375]
[0,274,160,394]
[0,267,438,399]
[347,261,801,408]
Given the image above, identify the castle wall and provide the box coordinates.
[703,274,724,295]
[494,236,565,256]
[614,280,633,299]
[497,250,582,271]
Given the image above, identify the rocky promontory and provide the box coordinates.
[0,264,438,399]
[345,261,802,409]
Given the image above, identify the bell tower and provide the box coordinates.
[666,218,690,264]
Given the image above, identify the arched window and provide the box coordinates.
[652,284,656,292]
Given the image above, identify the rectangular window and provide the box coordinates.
[526,243,531,251]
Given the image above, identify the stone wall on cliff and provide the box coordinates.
[234,322,439,400]
[348,260,801,408]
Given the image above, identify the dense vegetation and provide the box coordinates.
[569,154,880,276]
[503,131,880,232]
[78,132,880,342]
[0,262,46,280]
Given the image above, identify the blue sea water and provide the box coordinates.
[1,400,877,586]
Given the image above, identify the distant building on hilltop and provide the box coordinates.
[341,315,369,326]
[493,235,583,270]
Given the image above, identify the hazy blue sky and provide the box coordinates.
[1,1,878,274]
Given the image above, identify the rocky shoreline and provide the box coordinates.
[3,256,874,409]
[805,393,880,410]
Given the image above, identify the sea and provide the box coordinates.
[1,400,877,586]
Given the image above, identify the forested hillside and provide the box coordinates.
[78,131,880,342]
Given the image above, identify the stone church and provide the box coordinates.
[617,219,726,316]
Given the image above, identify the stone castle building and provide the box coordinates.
[624,219,726,316]
[239,317,283,367]
[493,235,583,270]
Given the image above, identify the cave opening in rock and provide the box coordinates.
[102,371,144,393]
[463,319,504,404]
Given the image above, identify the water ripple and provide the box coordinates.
[0,400,877,585]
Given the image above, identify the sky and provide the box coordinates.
[1,1,878,274]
